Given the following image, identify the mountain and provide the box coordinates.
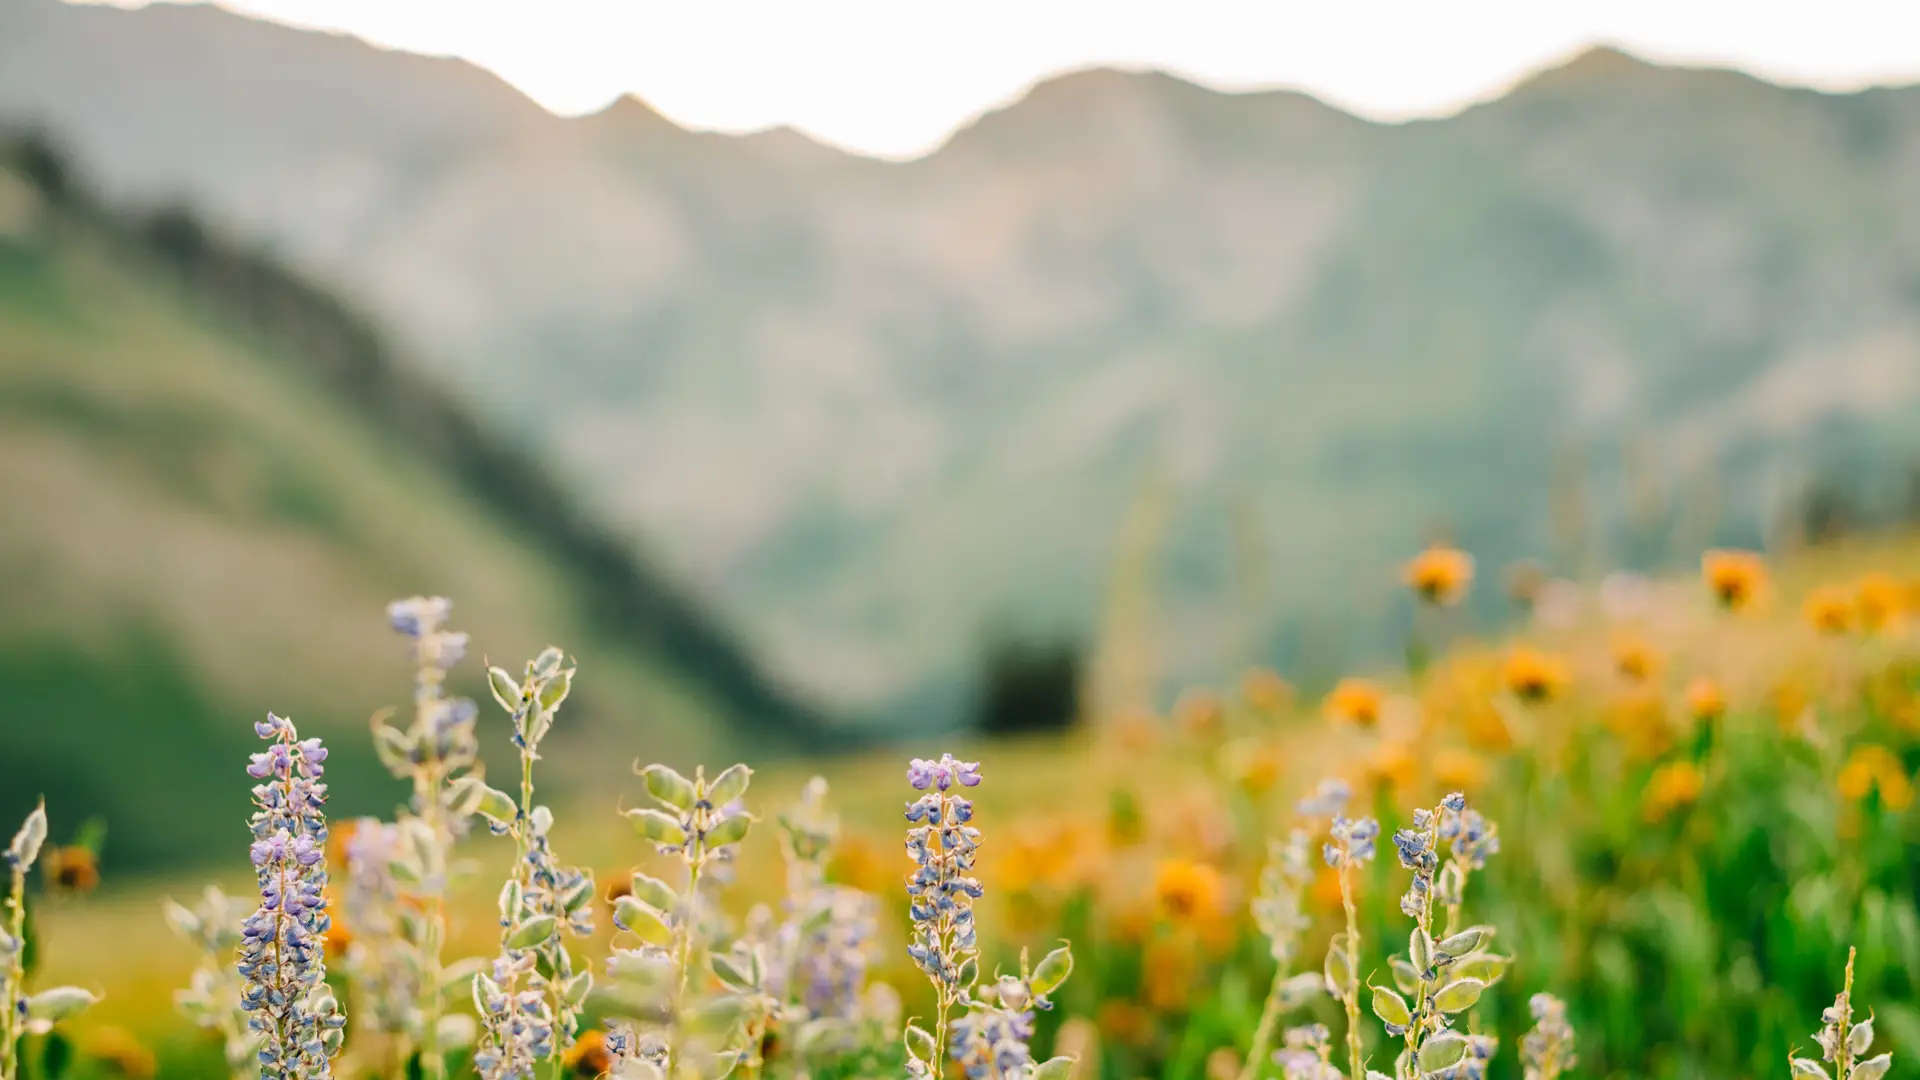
[7,0,1920,715]
[0,134,822,871]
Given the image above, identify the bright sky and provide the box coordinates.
[96,0,1920,158]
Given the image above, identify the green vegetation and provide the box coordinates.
[0,137,818,872]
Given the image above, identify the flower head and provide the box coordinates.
[1296,777,1352,818]
[1702,549,1766,612]
[1642,761,1705,823]
[1611,634,1660,683]
[1405,545,1475,606]
[1503,646,1569,703]
[1325,679,1385,729]
[1805,587,1854,636]
[907,754,983,792]
[1837,745,1915,812]
[42,845,99,894]
[1856,572,1907,634]
[1153,859,1224,923]
[1323,816,1379,869]
[1685,677,1727,725]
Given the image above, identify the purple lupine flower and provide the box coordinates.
[239,713,345,1079]
[904,753,984,1005]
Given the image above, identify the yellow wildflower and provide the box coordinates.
[1405,544,1475,606]
[83,1027,156,1079]
[1804,587,1853,636]
[1611,634,1661,683]
[1325,678,1385,728]
[1153,858,1225,923]
[1503,645,1569,703]
[1684,677,1727,725]
[1857,572,1907,634]
[42,845,99,894]
[1702,549,1766,612]
[1838,744,1915,811]
[1643,761,1705,822]
[1432,749,1488,791]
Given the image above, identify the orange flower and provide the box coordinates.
[1142,936,1198,1012]
[41,845,99,894]
[1685,677,1727,725]
[1857,573,1907,634]
[1643,761,1705,822]
[1367,739,1419,793]
[1325,678,1385,728]
[1224,738,1284,795]
[324,913,353,959]
[1153,859,1224,923]
[1503,646,1569,703]
[1804,587,1853,636]
[1838,745,1914,811]
[83,1027,156,1079]
[1432,749,1488,791]
[1241,667,1293,714]
[1606,691,1674,762]
[564,1029,615,1076]
[1405,544,1475,606]
[1611,634,1661,683]
[826,833,891,895]
[1309,866,1348,912]
[326,817,361,871]
[1702,549,1766,612]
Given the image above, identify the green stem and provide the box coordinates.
[665,852,705,1079]
[1339,866,1364,1080]
[1238,963,1292,1080]
[3,862,26,1080]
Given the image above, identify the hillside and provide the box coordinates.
[0,137,821,871]
[7,0,1920,716]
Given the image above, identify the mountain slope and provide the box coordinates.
[8,0,1920,713]
[0,139,818,871]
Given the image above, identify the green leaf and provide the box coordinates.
[1325,933,1354,1002]
[1031,944,1075,997]
[26,986,98,1021]
[488,667,522,713]
[506,915,557,950]
[69,818,107,861]
[537,667,574,713]
[630,872,678,912]
[372,724,415,777]
[710,952,757,993]
[613,897,673,944]
[1431,977,1486,1014]
[705,763,753,807]
[705,812,752,848]
[1436,927,1492,960]
[1032,1056,1075,1080]
[1370,985,1412,1028]
[1410,926,1433,974]
[1853,1054,1892,1080]
[1789,1058,1831,1080]
[1417,1032,1468,1072]
[642,765,697,811]
[905,1024,937,1064]
[627,809,688,847]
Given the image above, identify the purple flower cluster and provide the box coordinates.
[904,755,984,1001]
[1322,815,1379,869]
[238,713,345,1079]
[948,976,1042,1080]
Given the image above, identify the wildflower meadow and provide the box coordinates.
[8,538,1920,1080]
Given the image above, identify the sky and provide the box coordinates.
[96,0,1920,159]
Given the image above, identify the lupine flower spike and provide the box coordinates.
[238,713,346,1079]
[374,596,485,1079]
[1368,793,1506,1080]
[4,803,101,1080]
[1239,819,1325,1080]
[1520,993,1576,1080]
[469,647,596,1079]
[1316,780,1377,1080]
[1791,948,1891,1080]
[603,760,756,1080]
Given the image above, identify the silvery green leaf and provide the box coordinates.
[560,874,596,913]
[1277,972,1323,1008]
[468,782,518,828]
[706,764,753,807]
[711,951,757,992]
[1031,944,1075,997]
[162,900,200,938]
[488,667,522,713]
[440,957,483,1000]
[1032,1056,1075,1080]
[1417,1032,1469,1073]
[1370,985,1412,1028]
[9,801,47,869]
[562,971,593,1007]
[506,914,558,949]
[1432,977,1487,1014]
[538,667,573,713]
[1850,1018,1875,1056]
[1789,1058,1830,1080]
[1325,934,1355,1000]
[1437,927,1493,959]
[706,812,752,848]
[26,986,97,1021]
[643,765,698,811]
[532,646,565,678]
[1451,952,1510,985]
[614,897,673,944]
[628,809,688,846]
[957,956,979,989]
[630,872,678,913]
[436,1013,477,1051]
[372,724,414,777]
[1410,926,1433,974]
[1853,1053,1892,1080]
[525,705,553,747]
[905,1024,937,1064]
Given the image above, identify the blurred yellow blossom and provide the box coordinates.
[1153,858,1225,923]
[83,1027,156,1079]
[42,844,99,894]
[1702,549,1766,612]
[1504,645,1569,703]
[1367,739,1419,793]
[1856,572,1907,634]
[1643,761,1705,822]
[1405,544,1475,605]
[1837,744,1914,811]
[1685,677,1727,725]
[1804,587,1853,636]
[1325,678,1385,728]
[1432,748,1488,791]
[1611,634,1661,683]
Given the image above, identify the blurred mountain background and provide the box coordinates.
[7,0,1920,850]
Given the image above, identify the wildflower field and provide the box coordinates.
[8,537,1920,1080]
